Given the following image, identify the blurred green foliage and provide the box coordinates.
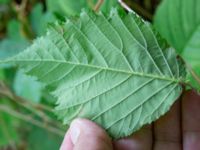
[0,111,19,146]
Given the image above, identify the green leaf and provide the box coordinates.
[0,111,19,146]
[29,3,56,36]
[13,69,43,103]
[46,0,118,17]
[0,68,5,79]
[0,39,29,68]
[27,126,62,150]
[0,19,29,68]
[0,0,10,4]
[0,39,29,59]
[7,19,24,41]
[3,9,186,138]
[154,0,200,90]
[47,0,87,16]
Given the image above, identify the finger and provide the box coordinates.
[60,131,73,150]
[114,125,152,150]
[61,118,113,150]
[154,100,182,150]
[182,90,200,150]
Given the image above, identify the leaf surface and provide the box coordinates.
[154,0,200,90]
[4,9,186,138]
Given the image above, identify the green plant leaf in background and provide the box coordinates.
[29,3,57,36]
[0,0,10,4]
[7,19,24,41]
[0,18,43,102]
[2,9,186,139]
[27,126,62,150]
[13,69,43,103]
[0,19,29,67]
[0,39,29,60]
[47,0,87,16]
[46,0,118,17]
[154,0,200,90]
[0,39,29,68]
[0,113,18,146]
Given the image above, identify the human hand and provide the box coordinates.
[60,90,200,150]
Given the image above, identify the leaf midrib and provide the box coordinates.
[6,58,183,83]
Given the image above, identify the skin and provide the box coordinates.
[60,90,200,150]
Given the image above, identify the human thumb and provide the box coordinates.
[60,118,113,150]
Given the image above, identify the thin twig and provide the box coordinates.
[0,81,52,112]
[15,94,53,113]
[118,0,133,12]
[94,0,104,12]
[186,63,200,85]
[118,0,153,20]
[0,81,62,128]
[0,105,65,137]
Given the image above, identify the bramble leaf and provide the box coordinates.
[154,0,200,90]
[3,9,186,138]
